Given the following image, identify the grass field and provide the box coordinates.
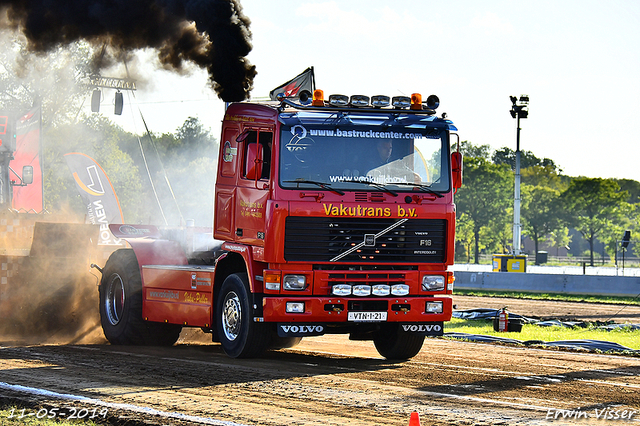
[444,317,640,351]
[449,289,640,351]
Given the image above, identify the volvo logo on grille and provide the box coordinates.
[364,234,376,246]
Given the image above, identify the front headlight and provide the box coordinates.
[372,284,391,296]
[286,302,305,313]
[426,301,443,313]
[422,275,445,291]
[391,284,410,296]
[332,284,351,296]
[283,275,306,290]
[352,285,371,296]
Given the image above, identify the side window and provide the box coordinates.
[242,130,273,180]
[259,132,273,179]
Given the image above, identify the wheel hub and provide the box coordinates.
[105,274,125,326]
[222,291,242,341]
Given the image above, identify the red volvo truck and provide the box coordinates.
[99,90,462,359]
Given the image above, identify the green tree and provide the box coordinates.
[548,228,572,257]
[521,184,565,263]
[561,177,630,266]
[455,157,512,263]
[455,213,475,263]
[458,140,490,159]
[521,165,567,191]
[482,215,513,255]
[598,202,636,264]
[492,147,557,171]
[616,179,640,204]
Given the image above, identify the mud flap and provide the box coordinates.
[277,323,326,337]
[400,322,444,336]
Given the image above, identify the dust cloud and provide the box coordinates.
[0,214,110,345]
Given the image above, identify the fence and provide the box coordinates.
[464,254,640,270]
[453,270,640,297]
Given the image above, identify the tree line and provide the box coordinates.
[455,141,639,266]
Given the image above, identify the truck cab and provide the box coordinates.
[99,91,462,360]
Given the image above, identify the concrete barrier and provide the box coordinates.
[454,271,640,297]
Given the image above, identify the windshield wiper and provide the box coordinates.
[391,182,444,198]
[284,179,345,195]
[343,180,398,197]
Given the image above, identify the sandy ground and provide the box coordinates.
[1,296,639,425]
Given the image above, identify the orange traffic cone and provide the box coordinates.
[408,411,421,426]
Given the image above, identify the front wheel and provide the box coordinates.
[215,273,271,358]
[373,324,425,360]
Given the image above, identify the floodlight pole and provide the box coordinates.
[510,95,528,256]
[513,117,522,255]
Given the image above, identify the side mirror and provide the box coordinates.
[22,165,33,185]
[451,152,463,189]
[245,143,263,181]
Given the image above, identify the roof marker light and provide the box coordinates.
[312,89,325,106]
[410,93,422,110]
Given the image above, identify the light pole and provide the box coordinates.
[510,95,529,255]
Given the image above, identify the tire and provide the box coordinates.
[215,273,271,358]
[373,324,425,360]
[99,249,182,346]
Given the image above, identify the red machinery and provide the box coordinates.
[99,90,463,359]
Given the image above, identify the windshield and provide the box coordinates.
[279,116,450,192]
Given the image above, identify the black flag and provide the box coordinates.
[269,67,315,101]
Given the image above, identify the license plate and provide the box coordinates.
[347,311,388,322]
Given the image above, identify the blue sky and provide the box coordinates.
[110,0,640,182]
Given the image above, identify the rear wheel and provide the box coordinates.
[99,249,182,346]
[373,324,425,360]
[216,273,270,358]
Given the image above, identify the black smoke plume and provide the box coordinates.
[0,0,256,101]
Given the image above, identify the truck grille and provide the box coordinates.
[284,217,446,263]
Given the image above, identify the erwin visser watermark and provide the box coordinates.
[546,407,636,421]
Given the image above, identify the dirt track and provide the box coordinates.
[1,296,639,426]
[453,295,640,324]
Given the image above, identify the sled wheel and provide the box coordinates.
[99,249,181,346]
[216,273,270,358]
[373,324,425,360]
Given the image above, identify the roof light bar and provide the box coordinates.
[328,94,349,106]
[371,95,390,107]
[392,96,411,109]
[283,89,437,112]
[350,95,370,107]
